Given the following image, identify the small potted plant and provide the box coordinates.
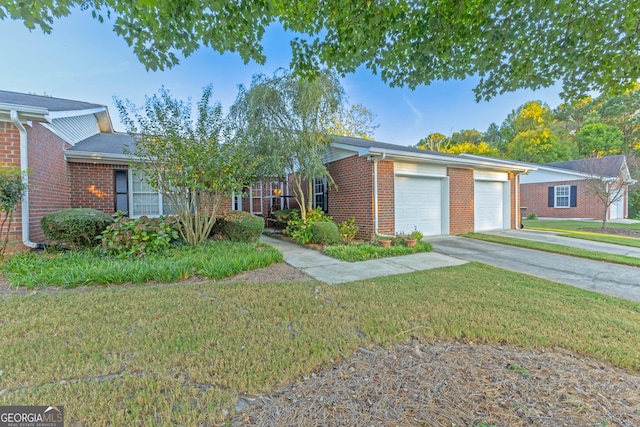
[405,229,423,247]
[377,236,392,247]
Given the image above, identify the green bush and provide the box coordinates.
[338,217,359,243]
[271,209,299,228]
[285,209,332,244]
[526,212,538,220]
[99,214,179,258]
[41,208,113,249]
[311,221,340,245]
[217,210,264,243]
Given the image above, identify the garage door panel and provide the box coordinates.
[475,181,504,231]
[395,176,442,236]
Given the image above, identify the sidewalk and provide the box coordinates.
[260,236,467,284]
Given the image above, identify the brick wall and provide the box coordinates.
[447,167,474,234]
[510,173,519,228]
[377,160,395,236]
[69,162,121,213]
[0,121,23,247]
[326,155,376,239]
[27,123,72,242]
[521,180,614,220]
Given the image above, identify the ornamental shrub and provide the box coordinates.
[216,210,264,243]
[41,208,113,249]
[285,209,332,244]
[338,217,359,244]
[311,221,340,245]
[271,209,299,228]
[99,213,179,258]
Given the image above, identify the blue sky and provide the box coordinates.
[1,9,563,146]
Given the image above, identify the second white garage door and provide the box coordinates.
[394,176,442,236]
[474,181,506,231]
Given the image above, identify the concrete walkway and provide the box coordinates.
[485,229,640,258]
[260,236,467,284]
[431,236,640,303]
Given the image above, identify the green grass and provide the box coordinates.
[324,241,432,262]
[463,233,640,267]
[523,219,640,248]
[2,240,282,288]
[1,263,638,425]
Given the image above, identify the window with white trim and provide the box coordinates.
[554,184,570,208]
[250,182,263,214]
[130,170,176,217]
[314,177,327,212]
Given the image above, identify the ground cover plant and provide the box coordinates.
[2,241,281,288]
[463,232,640,267]
[1,263,638,425]
[324,240,432,262]
[523,219,640,247]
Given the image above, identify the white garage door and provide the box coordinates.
[394,176,442,236]
[475,181,504,231]
[610,195,624,219]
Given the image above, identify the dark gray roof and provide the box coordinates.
[0,90,104,112]
[546,155,626,178]
[331,135,448,157]
[69,132,135,155]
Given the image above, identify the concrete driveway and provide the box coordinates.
[430,236,640,303]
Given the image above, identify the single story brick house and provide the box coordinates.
[318,137,534,239]
[519,155,635,220]
[1,90,534,248]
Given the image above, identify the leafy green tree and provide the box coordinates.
[441,141,499,157]
[449,129,483,146]
[575,123,624,157]
[230,69,344,221]
[116,86,256,246]
[597,87,640,152]
[0,166,27,258]
[416,133,448,151]
[507,129,573,164]
[329,103,379,140]
[6,1,640,100]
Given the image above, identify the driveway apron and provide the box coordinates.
[430,236,640,303]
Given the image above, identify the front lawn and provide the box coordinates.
[324,241,432,262]
[524,219,640,248]
[1,263,638,425]
[2,240,282,288]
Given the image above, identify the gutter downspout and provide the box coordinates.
[371,153,394,238]
[10,110,38,249]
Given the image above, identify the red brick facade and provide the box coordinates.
[447,168,475,234]
[521,180,627,220]
[27,123,72,242]
[0,121,22,244]
[326,155,376,239]
[69,163,122,213]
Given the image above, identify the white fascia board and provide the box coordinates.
[332,142,533,172]
[64,150,132,165]
[48,107,107,120]
[0,103,51,123]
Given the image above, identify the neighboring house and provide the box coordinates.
[520,155,635,220]
[316,137,533,239]
[0,90,534,249]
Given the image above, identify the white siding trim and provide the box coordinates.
[394,162,447,177]
[43,114,100,145]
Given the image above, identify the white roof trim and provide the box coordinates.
[48,107,107,120]
[0,102,51,123]
[331,142,534,173]
[64,150,131,165]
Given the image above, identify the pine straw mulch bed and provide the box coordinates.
[228,341,640,427]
